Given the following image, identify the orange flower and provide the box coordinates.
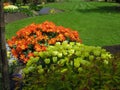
[7,40,14,47]
[3,2,10,6]
[11,49,18,58]
[56,34,66,41]
[48,38,56,45]
[41,46,47,51]
[7,21,82,63]
[16,46,22,54]
[23,58,29,63]
[64,32,70,37]
[28,52,34,57]
[34,44,42,52]
[21,44,27,50]
[20,54,25,60]
[35,31,42,36]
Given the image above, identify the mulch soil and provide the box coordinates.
[5,12,29,24]
[5,12,120,55]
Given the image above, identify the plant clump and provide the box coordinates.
[7,21,82,63]
[4,5,19,13]
[22,41,112,90]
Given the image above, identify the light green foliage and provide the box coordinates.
[22,41,113,89]
[4,5,19,13]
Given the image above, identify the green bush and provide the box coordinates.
[3,4,34,16]
[19,7,34,16]
[22,41,118,90]
[29,4,43,11]
[4,5,19,13]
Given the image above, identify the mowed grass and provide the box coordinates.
[6,1,120,46]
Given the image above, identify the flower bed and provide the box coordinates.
[7,21,82,63]
[4,5,19,13]
[7,21,120,90]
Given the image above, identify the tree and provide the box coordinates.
[0,0,10,90]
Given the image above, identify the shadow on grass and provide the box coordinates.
[77,5,120,13]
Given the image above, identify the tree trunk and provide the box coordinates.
[0,0,10,90]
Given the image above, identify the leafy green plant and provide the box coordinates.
[22,41,114,90]
[4,5,19,13]
[3,4,34,16]
[29,4,43,11]
[7,21,81,63]
[19,7,34,16]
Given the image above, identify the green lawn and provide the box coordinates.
[6,1,120,46]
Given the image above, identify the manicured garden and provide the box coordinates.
[5,0,120,46]
[1,0,120,90]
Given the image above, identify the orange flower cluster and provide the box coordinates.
[7,21,82,63]
[3,2,11,6]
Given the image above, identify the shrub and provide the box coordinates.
[7,21,82,63]
[29,4,43,11]
[22,41,113,90]
[4,5,19,13]
[19,7,34,16]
